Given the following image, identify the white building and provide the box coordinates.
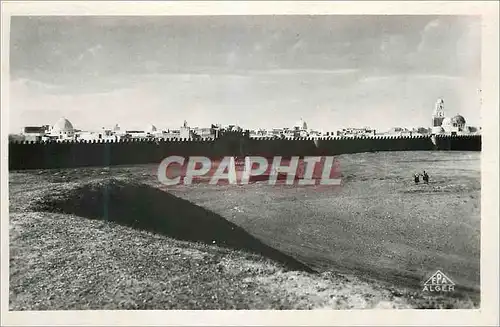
[337,127,376,137]
[431,98,446,134]
[293,118,309,137]
[294,118,308,131]
[430,98,474,135]
[43,117,76,141]
[113,124,125,136]
[21,125,50,142]
[144,124,164,138]
[124,130,149,139]
[77,129,121,141]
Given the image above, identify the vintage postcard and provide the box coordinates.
[1,1,498,326]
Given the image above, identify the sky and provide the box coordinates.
[9,15,482,133]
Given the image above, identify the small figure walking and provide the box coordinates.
[414,173,420,184]
[422,170,429,184]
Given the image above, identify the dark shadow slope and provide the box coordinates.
[32,179,314,273]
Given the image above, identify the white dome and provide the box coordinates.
[294,119,307,130]
[451,115,466,126]
[146,124,157,133]
[52,117,74,133]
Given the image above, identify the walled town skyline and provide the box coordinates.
[10,95,481,137]
[11,97,480,143]
[9,15,481,134]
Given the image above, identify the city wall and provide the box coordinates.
[8,134,481,170]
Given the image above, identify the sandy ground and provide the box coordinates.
[8,151,480,309]
[164,151,481,292]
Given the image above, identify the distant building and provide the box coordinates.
[180,120,192,139]
[283,128,295,138]
[162,129,181,139]
[124,130,148,139]
[178,120,204,139]
[47,117,76,141]
[78,127,122,141]
[209,124,222,139]
[145,124,157,133]
[294,118,308,131]
[385,127,413,136]
[432,99,446,128]
[415,127,431,135]
[272,128,283,137]
[430,98,476,135]
[226,124,242,132]
[193,127,213,138]
[308,130,323,137]
[249,128,267,138]
[337,127,376,137]
[144,124,163,138]
[451,115,466,131]
[21,125,50,142]
[293,118,309,137]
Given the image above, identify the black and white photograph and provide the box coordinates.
[1,1,499,326]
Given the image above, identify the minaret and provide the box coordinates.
[432,98,445,127]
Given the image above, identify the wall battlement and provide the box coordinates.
[8,133,477,145]
[8,134,481,170]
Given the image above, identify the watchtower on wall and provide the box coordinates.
[432,99,446,127]
[180,120,192,139]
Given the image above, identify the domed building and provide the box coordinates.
[145,124,157,133]
[430,99,470,135]
[293,118,308,131]
[441,116,460,134]
[52,117,74,133]
[451,115,466,131]
[292,118,308,137]
[441,117,452,129]
[50,117,75,139]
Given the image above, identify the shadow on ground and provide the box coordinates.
[32,178,315,273]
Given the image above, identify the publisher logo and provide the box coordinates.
[422,270,455,293]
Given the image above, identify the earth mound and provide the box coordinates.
[32,178,314,273]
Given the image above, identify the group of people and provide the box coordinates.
[414,170,429,184]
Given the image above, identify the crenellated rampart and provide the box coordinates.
[8,134,481,170]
